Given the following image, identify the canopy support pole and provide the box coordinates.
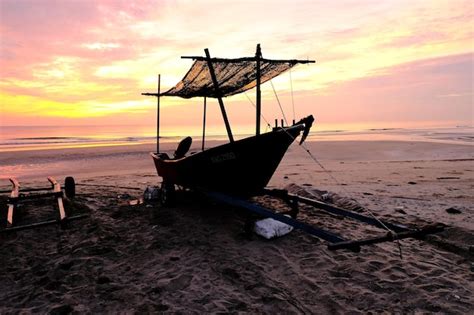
[256,44,262,136]
[202,96,207,151]
[156,74,161,153]
[204,48,234,143]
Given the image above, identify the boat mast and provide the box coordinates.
[156,74,161,153]
[256,44,262,135]
[140,76,162,153]
[204,48,234,143]
[202,96,207,151]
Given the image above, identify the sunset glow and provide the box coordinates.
[1,0,472,132]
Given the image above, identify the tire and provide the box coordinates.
[64,176,76,199]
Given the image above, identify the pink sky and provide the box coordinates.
[0,0,472,132]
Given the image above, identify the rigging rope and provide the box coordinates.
[247,76,403,257]
[299,141,395,234]
[270,80,288,126]
[290,69,296,122]
[244,92,272,131]
[264,85,401,254]
[279,125,403,257]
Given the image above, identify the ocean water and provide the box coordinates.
[0,125,179,152]
[0,124,472,152]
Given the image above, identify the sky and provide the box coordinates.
[0,0,473,134]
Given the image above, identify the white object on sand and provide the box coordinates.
[254,217,294,239]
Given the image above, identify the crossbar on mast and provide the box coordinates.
[181,56,315,64]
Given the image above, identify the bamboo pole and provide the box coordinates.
[204,48,234,143]
[256,44,262,135]
[202,96,207,151]
[157,74,161,153]
[181,56,315,64]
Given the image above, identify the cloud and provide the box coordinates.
[0,0,472,128]
[306,53,473,124]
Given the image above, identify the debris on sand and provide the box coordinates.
[446,207,463,214]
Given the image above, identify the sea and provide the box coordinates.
[0,124,472,152]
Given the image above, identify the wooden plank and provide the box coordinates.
[8,192,62,201]
[327,224,445,250]
[264,189,409,232]
[7,178,20,226]
[0,214,88,233]
[48,177,66,221]
[0,187,49,193]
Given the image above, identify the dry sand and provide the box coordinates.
[0,139,473,313]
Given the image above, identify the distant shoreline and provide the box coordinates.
[1,138,473,181]
[1,125,472,153]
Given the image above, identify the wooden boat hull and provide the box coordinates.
[151,124,306,195]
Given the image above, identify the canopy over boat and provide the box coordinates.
[163,59,302,98]
[142,45,315,146]
[145,54,314,99]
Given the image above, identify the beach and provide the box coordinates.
[0,136,473,313]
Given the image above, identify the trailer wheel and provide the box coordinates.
[160,181,175,207]
[64,176,76,199]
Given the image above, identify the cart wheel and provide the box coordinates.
[64,176,76,199]
[160,181,175,207]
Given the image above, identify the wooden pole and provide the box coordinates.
[48,177,66,221]
[202,96,207,151]
[157,74,161,153]
[6,178,19,226]
[1,214,88,233]
[204,48,234,143]
[181,56,315,64]
[256,44,262,136]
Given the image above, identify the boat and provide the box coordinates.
[140,45,445,251]
[142,44,315,201]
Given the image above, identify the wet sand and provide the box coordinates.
[0,139,473,313]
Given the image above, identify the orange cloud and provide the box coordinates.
[0,0,472,129]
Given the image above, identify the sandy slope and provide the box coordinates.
[0,139,472,313]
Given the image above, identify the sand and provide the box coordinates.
[0,139,473,313]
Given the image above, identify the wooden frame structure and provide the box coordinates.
[1,177,87,233]
[203,189,445,252]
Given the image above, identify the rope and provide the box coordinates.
[270,80,288,126]
[76,183,143,190]
[267,115,397,233]
[283,126,403,256]
[290,69,295,122]
[248,79,400,253]
[245,86,403,256]
[298,141,395,233]
[244,92,272,130]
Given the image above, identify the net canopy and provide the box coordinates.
[162,59,298,99]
